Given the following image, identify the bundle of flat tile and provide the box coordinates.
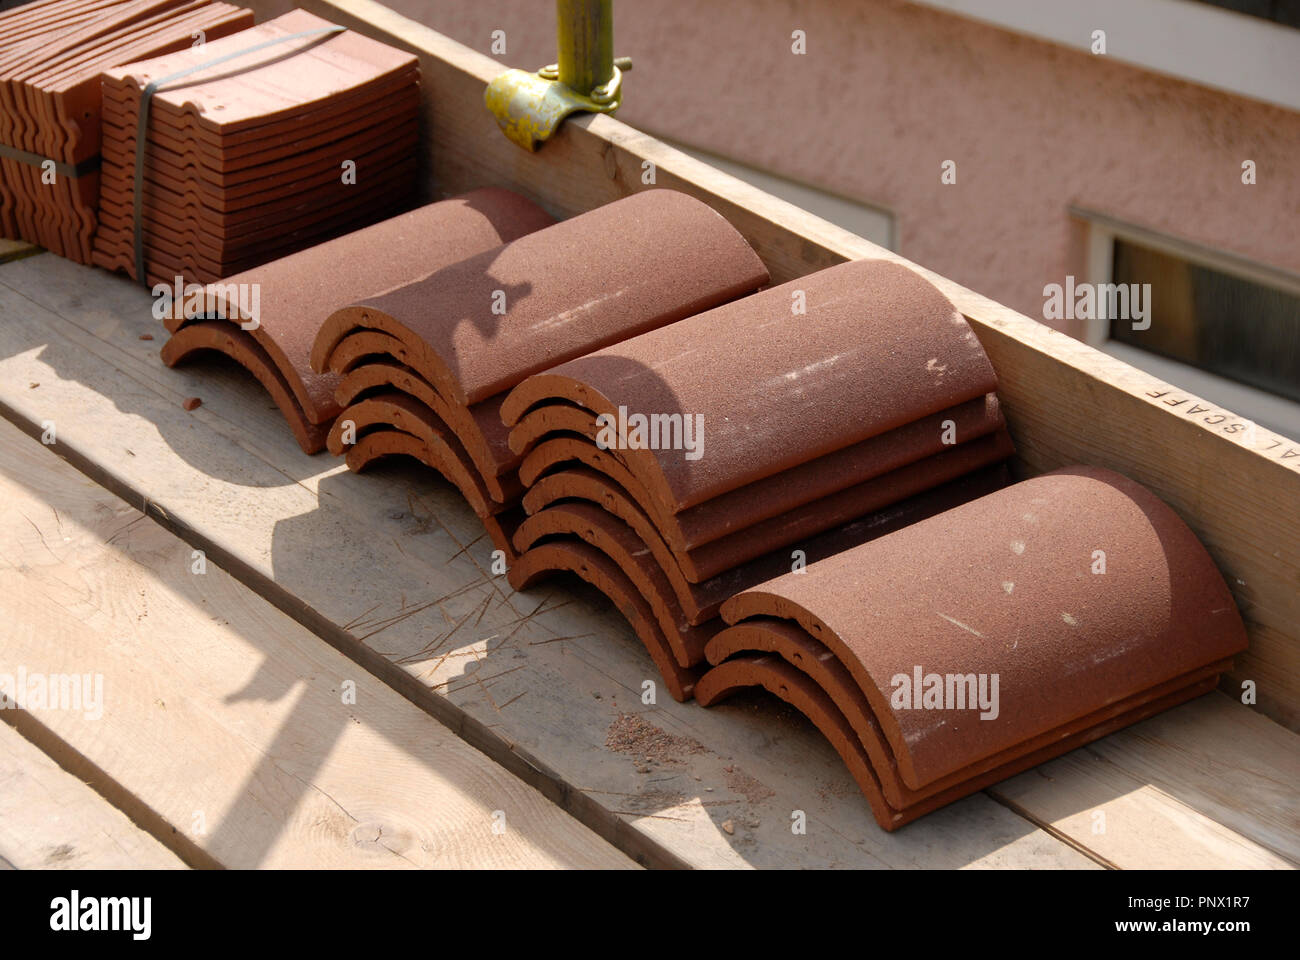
[695,466,1248,829]
[0,0,254,260]
[500,259,1016,700]
[309,189,769,583]
[158,187,555,453]
[91,8,419,286]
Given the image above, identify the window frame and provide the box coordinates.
[1075,207,1300,436]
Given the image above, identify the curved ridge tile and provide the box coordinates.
[694,655,916,830]
[328,391,514,517]
[695,652,1223,830]
[332,352,518,502]
[720,465,1250,791]
[705,617,1235,810]
[501,258,998,515]
[311,190,769,404]
[522,464,1012,627]
[169,188,553,426]
[509,394,1007,550]
[519,435,673,537]
[512,501,715,668]
[521,465,722,625]
[346,429,524,562]
[160,320,329,454]
[321,328,420,377]
[507,541,701,702]
[521,431,1016,582]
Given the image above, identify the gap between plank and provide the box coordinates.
[0,710,219,870]
[985,789,1119,870]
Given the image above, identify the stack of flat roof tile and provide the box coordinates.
[158,187,555,453]
[308,189,770,583]
[500,259,1016,700]
[91,9,419,286]
[0,0,254,261]
[699,466,1248,829]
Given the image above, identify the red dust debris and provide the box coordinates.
[723,765,775,804]
[604,712,706,764]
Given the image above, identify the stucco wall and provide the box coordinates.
[384,0,1300,333]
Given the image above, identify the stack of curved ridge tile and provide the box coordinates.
[698,466,1249,829]
[0,0,254,260]
[309,189,770,576]
[158,187,555,453]
[500,259,1016,701]
[91,9,419,286]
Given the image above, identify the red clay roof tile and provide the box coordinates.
[703,617,1234,814]
[325,392,516,518]
[155,188,552,453]
[159,319,329,454]
[333,360,521,499]
[501,258,998,514]
[507,539,703,703]
[512,501,715,668]
[715,465,1248,791]
[516,428,1014,581]
[519,464,1010,627]
[508,393,1007,551]
[310,189,769,404]
[695,651,1224,829]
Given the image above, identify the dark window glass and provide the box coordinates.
[1109,238,1300,403]
[1189,0,1300,28]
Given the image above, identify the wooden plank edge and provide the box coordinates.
[0,718,186,869]
[0,710,219,870]
[0,240,41,265]
[985,788,1119,870]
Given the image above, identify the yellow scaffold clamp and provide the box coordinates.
[485,0,632,151]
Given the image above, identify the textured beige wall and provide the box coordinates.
[383,0,1300,334]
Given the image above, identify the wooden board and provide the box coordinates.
[273,0,1300,731]
[0,417,635,870]
[0,254,1101,869]
[0,240,39,265]
[0,721,185,870]
[988,694,1298,869]
[3,255,1295,868]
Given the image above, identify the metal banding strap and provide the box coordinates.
[132,25,346,284]
[0,143,101,178]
